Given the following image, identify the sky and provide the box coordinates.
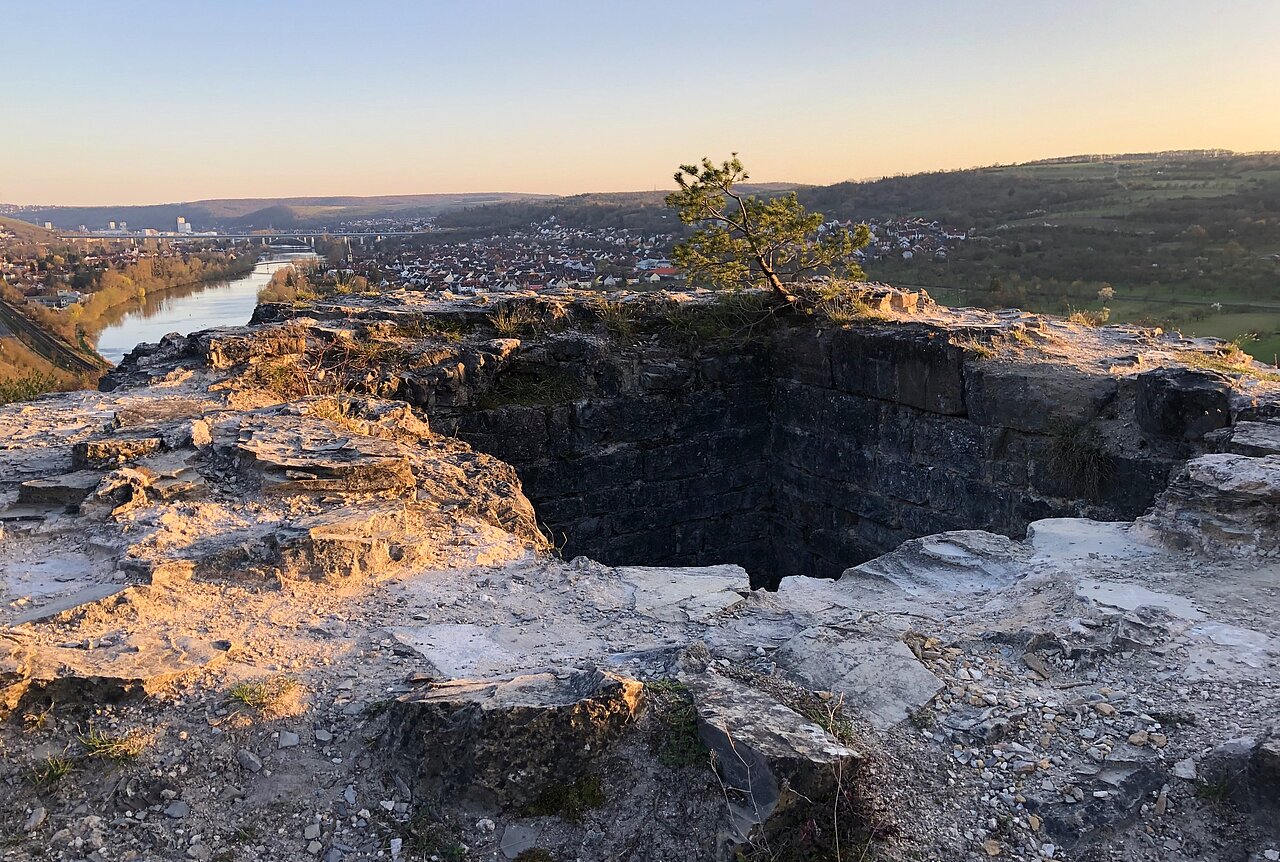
[2,0,1278,205]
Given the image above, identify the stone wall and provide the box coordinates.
[447,319,1196,586]
[450,343,776,574]
[767,326,1181,578]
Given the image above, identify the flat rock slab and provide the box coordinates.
[839,530,1029,602]
[1,633,231,715]
[1076,579,1206,621]
[17,470,103,507]
[772,626,943,730]
[616,564,748,622]
[387,624,521,677]
[1027,518,1153,562]
[7,583,128,627]
[1224,421,1280,457]
[233,415,414,493]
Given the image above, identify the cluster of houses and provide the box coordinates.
[0,243,190,306]
[369,221,684,293]
[844,216,970,263]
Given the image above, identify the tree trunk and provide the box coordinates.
[759,261,796,304]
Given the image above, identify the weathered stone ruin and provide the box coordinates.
[2,284,1277,861]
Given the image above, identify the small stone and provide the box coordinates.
[315,729,333,743]
[1027,814,1042,832]
[390,837,403,858]
[187,845,211,861]
[236,750,263,773]
[343,785,357,805]
[1128,730,1149,746]
[279,731,300,749]
[1094,703,1116,717]
[1149,732,1167,748]
[1041,843,1056,858]
[1173,758,1197,780]
[983,838,1002,856]
[308,841,323,855]
[1262,850,1279,862]
[500,824,540,859]
[324,848,344,862]
[24,807,47,832]
[477,819,496,833]
[305,824,321,840]
[379,800,395,812]
[164,801,190,819]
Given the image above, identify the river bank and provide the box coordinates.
[94,252,317,363]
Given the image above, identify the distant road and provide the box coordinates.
[0,299,109,374]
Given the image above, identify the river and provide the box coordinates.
[94,252,318,364]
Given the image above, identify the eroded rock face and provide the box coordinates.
[1137,452,1280,554]
[385,670,642,809]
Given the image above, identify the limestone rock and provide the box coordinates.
[1137,453,1280,554]
[17,470,103,508]
[678,665,860,852]
[617,564,749,622]
[772,626,942,729]
[72,436,164,469]
[385,669,642,809]
[1134,367,1231,440]
[0,633,232,717]
[231,415,415,494]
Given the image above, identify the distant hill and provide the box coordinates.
[8,192,556,232]
[0,216,59,246]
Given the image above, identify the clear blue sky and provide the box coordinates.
[2,0,1277,204]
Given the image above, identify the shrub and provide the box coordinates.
[0,371,58,404]
[1067,307,1110,327]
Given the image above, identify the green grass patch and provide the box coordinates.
[30,755,74,785]
[228,676,302,715]
[77,724,147,760]
[646,679,709,769]
[523,774,605,823]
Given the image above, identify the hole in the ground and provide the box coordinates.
[446,323,1179,590]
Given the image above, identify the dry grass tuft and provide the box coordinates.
[228,675,305,718]
[1178,344,1280,382]
[77,724,148,760]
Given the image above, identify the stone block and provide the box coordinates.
[1134,367,1231,440]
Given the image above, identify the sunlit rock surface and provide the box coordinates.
[1,289,1278,861]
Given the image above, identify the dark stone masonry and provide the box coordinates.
[431,308,1198,586]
